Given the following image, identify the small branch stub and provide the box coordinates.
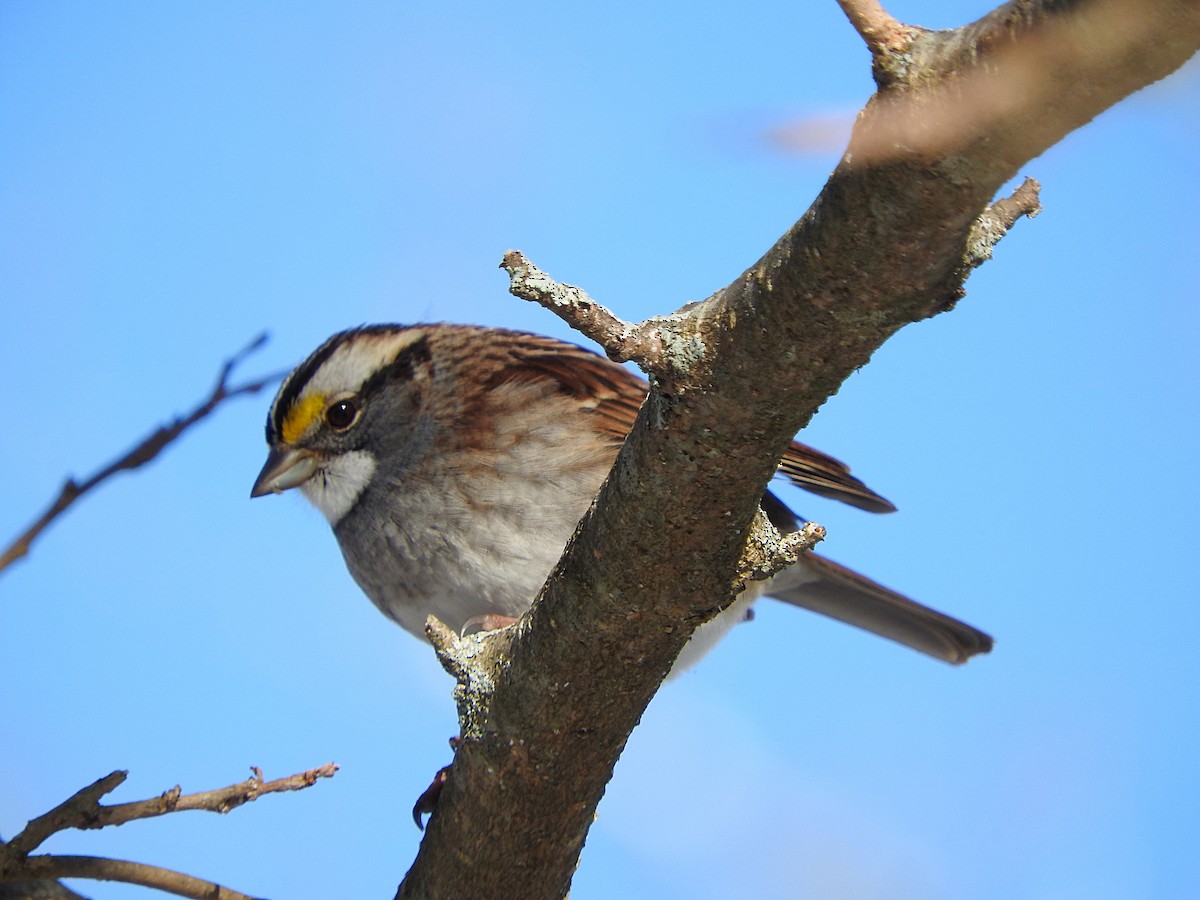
[500,250,667,375]
[964,177,1043,270]
[836,0,911,58]
[425,615,512,741]
[739,513,827,586]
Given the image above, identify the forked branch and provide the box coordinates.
[0,764,338,899]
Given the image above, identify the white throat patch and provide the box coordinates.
[300,450,377,524]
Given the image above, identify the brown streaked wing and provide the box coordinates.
[778,443,897,513]
[501,330,895,512]
[504,334,646,444]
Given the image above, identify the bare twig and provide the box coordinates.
[6,764,339,858]
[0,334,286,576]
[13,856,261,900]
[98,763,341,828]
[1,765,337,897]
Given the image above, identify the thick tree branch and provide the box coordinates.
[0,334,285,576]
[399,2,1198,897]
[851,0,1199,168]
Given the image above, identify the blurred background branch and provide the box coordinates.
[0,335,284,576]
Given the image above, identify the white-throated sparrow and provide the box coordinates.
[252,324,992,668]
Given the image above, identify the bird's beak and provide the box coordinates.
[251,446,319,498]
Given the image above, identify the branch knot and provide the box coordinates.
[737,511,826,588]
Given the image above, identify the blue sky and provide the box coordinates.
[2,3,1197,898]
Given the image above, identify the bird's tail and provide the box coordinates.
[765,553,993,664]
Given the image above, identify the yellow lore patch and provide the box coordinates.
[281,393,326,444]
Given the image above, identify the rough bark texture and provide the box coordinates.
[397,1,1200,897]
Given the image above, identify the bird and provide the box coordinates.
[251,323,992,670]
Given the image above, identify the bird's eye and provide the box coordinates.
[324,398,360,431]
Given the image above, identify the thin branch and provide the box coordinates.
[99,763,340,827]
[0,333,287,576]
[12,856,261,900]
[4,764,338,859]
